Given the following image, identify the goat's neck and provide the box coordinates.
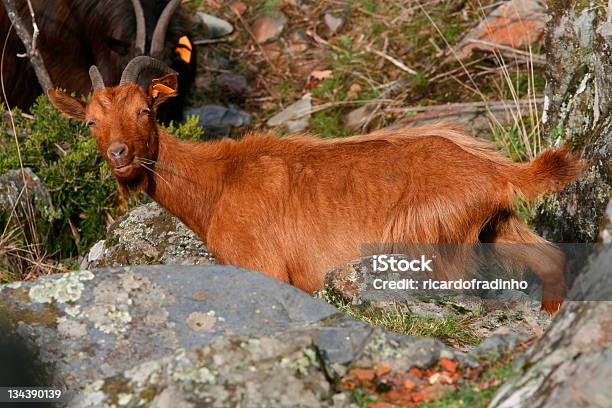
[145,129,224,239]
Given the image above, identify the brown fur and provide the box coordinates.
[48,81,584,314]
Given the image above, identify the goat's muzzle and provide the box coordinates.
[107,142,133,176]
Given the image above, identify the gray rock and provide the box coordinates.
[0,265,338,391]
[267,94,312,132]
[344,104,376,130]
[323,255,551,349]
[197,12,234,38]
[0,168,57,235]
[489,244,612,407]
[0,265,472,405]
[251,13,288,44]
[0,168,58,275]
[71,332,331,408]
[185,105,251,139]
[473,332,527,357]
[81,203,215,269]
[216,72,251,95]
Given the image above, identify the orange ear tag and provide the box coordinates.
[152,83,176,98]
[175,36,192,63]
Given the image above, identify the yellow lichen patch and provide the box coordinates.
[28,270,94,304]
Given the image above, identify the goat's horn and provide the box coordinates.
[149,0,181,57]
[130,0,146,54]
[89,66,105,90]
[119,56,176,86]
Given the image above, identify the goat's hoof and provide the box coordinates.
[541,300,562,315]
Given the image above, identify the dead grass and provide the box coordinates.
[191,1,546,159]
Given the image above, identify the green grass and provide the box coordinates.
[322,288,482,347]
[310,111,352,138]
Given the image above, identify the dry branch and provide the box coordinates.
[1,0,53,91]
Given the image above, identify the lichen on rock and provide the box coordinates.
[81,203,216,269]
[28,270,94,304]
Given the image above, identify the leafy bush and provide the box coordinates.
[0,95,117,258]
[164,115,206,141]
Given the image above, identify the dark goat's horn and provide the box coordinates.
[119,56,175,86]
[149,0,181,57]
[89,66,105,90]
[131,0,146,54]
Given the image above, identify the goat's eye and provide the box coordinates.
[139,108,151,117]
[86,120,95,128]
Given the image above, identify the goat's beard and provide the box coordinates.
[116,170,150,197]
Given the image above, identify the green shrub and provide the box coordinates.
[165,115,207,141]
[0,95,117,258]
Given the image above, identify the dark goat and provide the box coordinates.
[0,0,195,122]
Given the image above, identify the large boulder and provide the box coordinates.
[489,242,612,407]
[0,265,482,406]
[82,203,215,269]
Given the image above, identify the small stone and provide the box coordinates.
[403,378,417,391]
[229,1,247,16]
[84,240,105,267]
[267,94,312,132]
[197,12,234,39]
[185,105,251,139]
[251,13,288,44]
[216,72,251,95]
[350,367,375,382]
[375,364,391,377]
[324,12,345,36]
[344,104,376,129]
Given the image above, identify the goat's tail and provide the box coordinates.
[511,147,584,201]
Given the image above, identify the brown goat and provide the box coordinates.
[48,61,583,314]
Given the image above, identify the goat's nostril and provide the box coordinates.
[107,142,128,160]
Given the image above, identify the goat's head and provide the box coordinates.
[48,57,177,191]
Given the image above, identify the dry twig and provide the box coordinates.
[1,0,53,91]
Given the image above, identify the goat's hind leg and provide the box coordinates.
[481,212,567,314]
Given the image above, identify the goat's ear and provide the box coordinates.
[47,89,86,120]
[148,73,178,110]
